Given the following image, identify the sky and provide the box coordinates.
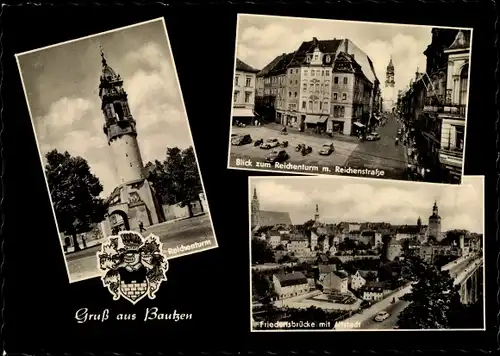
[17,18,194,197]
[251,176,484,234]
[236,14,460,95]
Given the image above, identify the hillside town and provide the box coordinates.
[230,21,471,183]
[250,187,483,330]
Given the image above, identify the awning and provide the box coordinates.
[317,116,328,124]
[353,122,365,128]
[305,115,319,124]
[232,108,254,117]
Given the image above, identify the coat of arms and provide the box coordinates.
[97,231,168,304]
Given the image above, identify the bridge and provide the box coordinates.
[442,252,483,305]
[334,253,484,329]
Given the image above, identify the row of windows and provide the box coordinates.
[333,93,348,101]
[303,69,331,77]
[303,83,330,93]
[301,100,329,111]
[233,91,252,103]
[235,76,253,87]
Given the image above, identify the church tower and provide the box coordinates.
[100,50,144,184]
[428,200,442,240]
[99,48,164,232]
[314,204,320,221]
[383,57,396,112]
[251,187,260,227]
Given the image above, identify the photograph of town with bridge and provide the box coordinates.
[16,18,217,283]
[249,175,484,331]
[229,14,472,184]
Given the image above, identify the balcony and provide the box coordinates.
[423,95,466,118]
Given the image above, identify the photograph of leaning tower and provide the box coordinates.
[15,18,217,283]
[227,14,473,184]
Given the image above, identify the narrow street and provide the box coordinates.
[359,300,410,330]
[345,113,408,180]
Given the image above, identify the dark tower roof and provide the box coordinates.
[387,57,394,70]
[445,30,471,51]
[253,187,258,199]
[100,48,119,81]
[429,201,441,219]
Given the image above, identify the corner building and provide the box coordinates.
[256,37,379,136]
[98,51,165,234]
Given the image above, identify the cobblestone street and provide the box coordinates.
[229,116,407,179]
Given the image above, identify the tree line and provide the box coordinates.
[45,145,202,252]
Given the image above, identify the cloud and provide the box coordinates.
[236,15,432,94]
[30,39,194,198]
[252,177,484,234]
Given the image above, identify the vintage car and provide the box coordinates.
[265,150,289,163]
[319,143,335,155]
[366,132,381,141]
[260,138,280,149]
[231,134,252,146]
[373,311,390,322]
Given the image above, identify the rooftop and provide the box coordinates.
[236,58,260,73]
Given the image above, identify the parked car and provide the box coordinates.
[319,143,335,155]
[260,138,280,149]
[373,311,390,322]
[231,134,252,146]
[366,132,380,141]
[265,150,289,163]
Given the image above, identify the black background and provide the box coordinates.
[1,0,498,354]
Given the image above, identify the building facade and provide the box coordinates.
[273,272,310,299]
[398,28,471,183]
[98,51,165,234]
[257,38,379,136]
[233,58,259,124]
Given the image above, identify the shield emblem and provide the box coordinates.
[119,276,149,303]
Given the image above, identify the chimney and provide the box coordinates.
[344,39,349,54]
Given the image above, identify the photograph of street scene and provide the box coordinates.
[249,175,484,331]
[16,18,217,283]
[229,14,472,184]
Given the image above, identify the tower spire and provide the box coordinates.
[99,46,107,66]
[253,187,258,199]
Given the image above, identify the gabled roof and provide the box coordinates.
[361,230,375,237]
[236,58,259,73]
[267,52,295,76]
[259,210,293,227]
[333,270,349,279]
[363,281,386,292]
[318,264,335,274]
[357,270,378,278]
[288,38,342,67]
[257,54,288,77]
[274,271,308,287]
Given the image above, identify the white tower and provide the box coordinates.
[383,57,396,112]
[99,49,164,232]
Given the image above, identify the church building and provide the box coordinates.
[98,50,165,235]
[251,187,293,229]
[382,57,396,112]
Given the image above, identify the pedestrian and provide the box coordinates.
[254,119,258,126]
[138,220,146,233]
[395,137,399,146]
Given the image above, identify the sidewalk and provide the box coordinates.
[264,122,360,144]
[334,283,413,328]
